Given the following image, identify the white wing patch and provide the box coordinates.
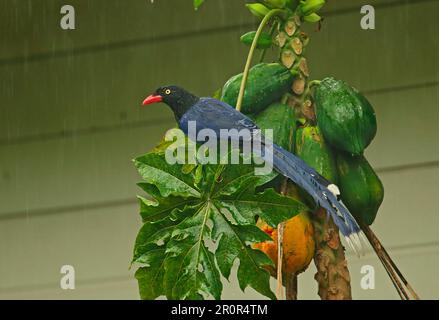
[327,184,341,197]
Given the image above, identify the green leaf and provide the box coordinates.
[211,206,275,299]
[246,3,270,19]
[135,249,166,299]
[211,159,276,197]
[219,188,306,227]
[304,13,321,23]
[299,0,325,16]
[193,0,205,10]
[137,195,194,222]
[133,144,307,300]
[133,205,197,264]
[165,204,222,299]
[134,153,201,198]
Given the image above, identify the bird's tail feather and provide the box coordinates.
[258,141,419,299]
[360,222,420,300]
[261,142,365,254]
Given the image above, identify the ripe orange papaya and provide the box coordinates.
[253,212,315,275]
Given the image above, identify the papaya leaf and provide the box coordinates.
[137,194,197,223]
[218,188,305,227]
[133,146,307,300]
[134,153,201,198]
[210,205,275,299]
[135,249,166,300]
[165,203,222,300]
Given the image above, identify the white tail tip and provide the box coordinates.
[345,231,366,257]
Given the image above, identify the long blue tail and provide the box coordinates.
[261,141,365,254]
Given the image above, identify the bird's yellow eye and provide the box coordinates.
[165,89,171,95]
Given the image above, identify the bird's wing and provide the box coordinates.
[179,98,259,137]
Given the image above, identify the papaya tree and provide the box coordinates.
[132,0,418,300]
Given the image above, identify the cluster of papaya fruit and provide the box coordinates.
[215,0,384,278]
[219,61,384,276]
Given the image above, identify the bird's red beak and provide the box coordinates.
[142,94,163,105]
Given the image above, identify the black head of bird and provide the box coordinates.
[142,85,199,120]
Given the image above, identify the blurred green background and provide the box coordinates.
[0,0,438,299]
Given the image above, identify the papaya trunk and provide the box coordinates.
[312,208,352,299]
[275,13,352,300]
[286,273,298,300]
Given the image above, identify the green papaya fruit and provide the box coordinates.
[240,31,273,49]
[336,152,384,225]
[221,63,295,114]
[314,77,377,155]
[253,103,296,191]
[294,125,338,208]
[254,103,296,151]
[295,125,338,183]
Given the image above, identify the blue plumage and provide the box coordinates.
[180,98,363,252]
[143,87,364,253]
